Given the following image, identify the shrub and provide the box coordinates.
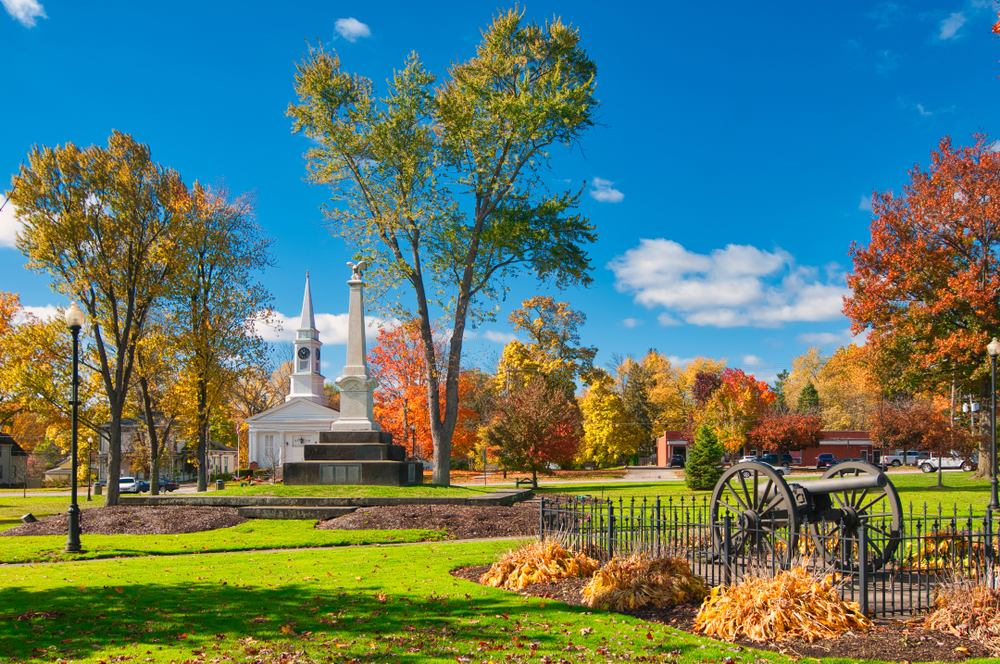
[925,578,1000,655]
[479,540,599,591]
[694,567,871,642]
[582,553,707,610]
[685,424,724,490]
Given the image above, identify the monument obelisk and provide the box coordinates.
[281,262,422,486]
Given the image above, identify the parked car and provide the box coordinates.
[885,451,930,467]
[740,461,789,478]
[919,452,977,473]
[137,480,151,492]
[118,477,140,494]
[737,455,757,464]
[158,478,179,492]
[668,454,685,468]
[761,453,794,468]
[831,457,888,471]
[815,453,836,470]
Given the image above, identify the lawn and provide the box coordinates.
[0,495,104,533]
[539,470,999,516]
[0,519,445,565]
[3,538,969,664]
[209,483,496,498]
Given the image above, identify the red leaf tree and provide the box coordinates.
[479,377,583,486]
[747,413,823,455]
[369,321,478,460]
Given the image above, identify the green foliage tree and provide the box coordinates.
[798,382,821,414]
[10,131,188,505]
[685,424,725,491]
[287,9,599,484]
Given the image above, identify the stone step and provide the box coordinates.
[237,506,357,520]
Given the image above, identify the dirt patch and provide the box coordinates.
[0,506,246,536]
[450,565,989,662]
[317,504,539,540]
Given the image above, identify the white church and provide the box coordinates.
[246,274,340,468]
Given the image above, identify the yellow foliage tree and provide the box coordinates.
[784,347,827,411]
[578,373,647,467]
[815,345,881,430]
[644,353,726,431]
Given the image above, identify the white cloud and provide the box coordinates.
[875,49,900,74]
[608,239,849,329]
[0,196,21,248]
[482,330,518,344]
[589,177,624,203]
[916,103,932,117]
[939,12,966,40]
[335,17,371,42]
[858,194,873,212]
[13,304,60,325]
[742,355,763,366]
[796,327,867,347]
[256,311,385,345]
[657,312,683,326]
[2,0,46,27]
[621,318,643,328]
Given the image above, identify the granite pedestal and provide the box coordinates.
[283,431,423,487]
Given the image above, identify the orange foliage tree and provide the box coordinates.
[369,321,478,460]
[695,368,776,453]
[747,413,823,455]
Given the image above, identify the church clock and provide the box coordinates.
[297,347,311,359]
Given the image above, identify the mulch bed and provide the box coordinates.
[0,506,247,536]
[317,503,539,540]
[450,564,990,662]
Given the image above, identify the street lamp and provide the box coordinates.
[988,338,1000,512]
[86,436,93,502]
[64,302,86,552]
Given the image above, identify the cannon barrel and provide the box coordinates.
[791,473,887,494]
[755,472,886,502]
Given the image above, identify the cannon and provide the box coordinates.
[710,460,903,571]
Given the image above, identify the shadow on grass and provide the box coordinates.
[0,576,713,662]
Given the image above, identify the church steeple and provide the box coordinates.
[287,272,329,406]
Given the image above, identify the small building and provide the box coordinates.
[0,433,29,487]
[655,429,875,466]
[246,274,340,469]
[207,440,238,476]
[42,456,72,484]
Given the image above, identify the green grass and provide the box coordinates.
[539,470,998,514]
[0,495,105,533]
[210,483,496,498]
[0,519,445,564]
[4,539,971,664]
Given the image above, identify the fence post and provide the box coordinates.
[539,497,545,542]
[723,512,732,586]
[858,525,869,616]
[607,500,615,559]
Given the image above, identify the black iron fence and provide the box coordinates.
[539,495,999,617]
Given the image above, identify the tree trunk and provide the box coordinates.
[106,409,122,506]
[197,378,208,492]
[138,375,161,496]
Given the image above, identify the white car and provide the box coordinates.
[118,477,140,494]
[919,452,976,473]
[739,460,789,478]
[737,455,757,464]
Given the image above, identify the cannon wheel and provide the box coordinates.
[711,462,799,565]
[807,460,903,572]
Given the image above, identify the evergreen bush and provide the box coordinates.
[685,424,725,490]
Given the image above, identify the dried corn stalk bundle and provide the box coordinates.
[693,567,871,643]
[479,541,599,591]
[925,580,1000,655]
[581,553,707,611]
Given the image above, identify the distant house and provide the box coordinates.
[655,430,876,466]
[207,440,238,476]
[0,433,29,487]
[96,417,193,482]
[42,456,73,484]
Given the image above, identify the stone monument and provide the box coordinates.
[282,262,423,486]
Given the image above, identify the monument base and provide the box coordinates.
[283,430,423,487]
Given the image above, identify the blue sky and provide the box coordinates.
[2,0,999,383]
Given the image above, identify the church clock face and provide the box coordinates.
[297,347,311,360]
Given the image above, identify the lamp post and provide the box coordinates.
[988,338,1000,513]
[64,302,86,552]
[86,436,93,502]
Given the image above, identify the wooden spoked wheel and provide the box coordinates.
[710,462,799,566]
[807,460,903,572]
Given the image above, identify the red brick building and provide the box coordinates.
[655,429,876,467]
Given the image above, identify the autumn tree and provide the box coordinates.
[480,377,583,486]
[578,372,647,467]
[169,184,274,492]
[495,297,597,397]
[288,9,599,484]
[784,347,827,411]
[369,321,478,460]
[846,134,1000,478]
[798,382,820,413]
[10,131,189,505]
[0,292,21,429]
[699,369,776,454]
[646,356,726,431]
[815,344,880,430]
[748,413,823,456]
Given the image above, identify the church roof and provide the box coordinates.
[299,272,316,330]
[245,397,340,424]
